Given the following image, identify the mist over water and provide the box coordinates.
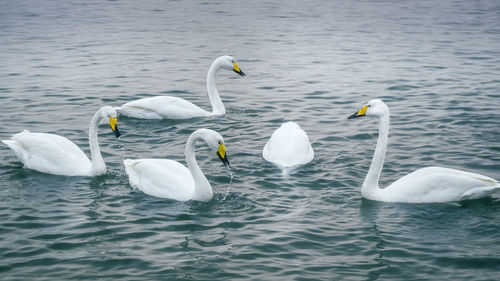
[1,0,499,280]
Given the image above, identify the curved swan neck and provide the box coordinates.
[206,60,225,115]
[362,113,389,198]
[89,108,106,175]
[185,131,213,201]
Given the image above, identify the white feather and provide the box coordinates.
[263,121,314,168]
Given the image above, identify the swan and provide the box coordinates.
[124,128,230,201]
[348,99,500,203]
[263,121,314,168]
[2,106,121,176]
[116,55,246,119]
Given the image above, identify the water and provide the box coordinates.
[1,0,500,279]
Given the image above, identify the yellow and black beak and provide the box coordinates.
[109,117,121,138]
[348,105,368,119]
[216,143,230,167]
[233,61,246,77]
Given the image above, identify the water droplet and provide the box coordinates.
[223,166,233,201]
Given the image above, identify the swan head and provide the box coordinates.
[100,106,121,138]
[197,129,230,167]
[217,55,246,77]
[348,99,389,119]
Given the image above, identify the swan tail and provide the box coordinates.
[2,139,26,161]
[124,159,141,189]
[460,185,500,200]
[2,139,16,149]
[471,174,499,185]
[124,159,140,168]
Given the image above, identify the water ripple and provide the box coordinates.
[1,0,500,280]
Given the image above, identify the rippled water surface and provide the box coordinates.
[1,0,500,280]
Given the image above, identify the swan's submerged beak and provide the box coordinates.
[348,105,368,119]
[217,143,230,167]
[109,117,121,138]
[233,62,246,77]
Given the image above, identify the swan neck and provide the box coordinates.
[89,109,106,175]
[207,61,225,115]
[362,114,389,198]
[185,132,213,201]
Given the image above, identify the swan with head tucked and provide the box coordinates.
[2,106,121,176]
[124,129,230,201]
[263,121,314,168]
[116,55,246,119]
[348,99,500,203]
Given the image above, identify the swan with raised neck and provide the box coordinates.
[123,129,230,202]
[88,106,122,175]
[116,55,245,119]
[2,106,121,176]
[348,99,500,203]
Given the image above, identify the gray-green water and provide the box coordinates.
[1,0,500,280]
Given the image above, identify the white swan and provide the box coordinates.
[124,129,230,201]
[2,106,121,176]
[263,121,314,168]
[116,55,246,119]
[348,99,500,203]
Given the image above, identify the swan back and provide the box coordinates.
[118,96,210,119]
[263,122,314,168]
[3,130,91,176]
[376,167,500,203]
[124,159,195,201]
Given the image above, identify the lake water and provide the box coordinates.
[1,0,500,280]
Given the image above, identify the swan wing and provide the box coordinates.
[383,167,499,203]
[118,96,210,119]
[263,122,314,167]
[124,158,195,201]
[2,130,91,176]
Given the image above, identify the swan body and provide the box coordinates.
[2,106,121,176]
[374,167,500,202]
[124,129,230,202]
[263,121,314,168]
[348,99,499,203]
[117,55,246,119]
[124,159,196,201]
[116,96,210,119]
